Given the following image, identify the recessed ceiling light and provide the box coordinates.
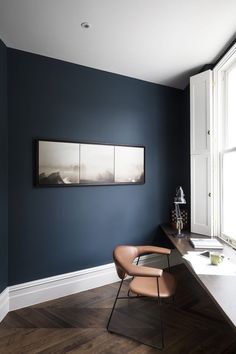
[81,22,91,29]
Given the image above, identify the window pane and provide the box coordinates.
[227,64,236,149]
[222,151,236,240]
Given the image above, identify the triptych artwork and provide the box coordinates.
[36,140,145,186]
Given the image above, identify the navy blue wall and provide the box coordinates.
[8,49,188,285]
[0,40,8,293]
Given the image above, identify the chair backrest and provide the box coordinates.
[113,245,139,280]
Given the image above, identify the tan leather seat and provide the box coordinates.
[130,272,176,298]
[107,244,177,349]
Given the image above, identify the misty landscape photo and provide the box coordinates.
[37,140,144,186]
[80,144,114,183]
[38,141,80,185]
[115,146,144,183]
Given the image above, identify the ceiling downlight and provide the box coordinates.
[81,22,91,29]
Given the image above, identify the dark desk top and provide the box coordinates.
[161,224,236,329]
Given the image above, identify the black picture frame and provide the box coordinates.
[35,139,145,187]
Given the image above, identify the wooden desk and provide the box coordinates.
[161,224,236,329]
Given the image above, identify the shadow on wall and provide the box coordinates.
[147,226,175,250]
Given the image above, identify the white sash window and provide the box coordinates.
[190,42,236,247]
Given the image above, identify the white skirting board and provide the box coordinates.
[0,288,9,323]
[0,250,182,321]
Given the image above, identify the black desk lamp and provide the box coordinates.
[174,186,186,237]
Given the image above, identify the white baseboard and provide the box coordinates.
[9,262,120,311]
[0,250,182,319]
[0,288,9,322]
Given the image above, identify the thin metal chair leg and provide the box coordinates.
[167,254,170,273]
[158,297,164,349]
[107,278,124,330]
[157,277,164,349]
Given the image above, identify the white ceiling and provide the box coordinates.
[0,0,236,89]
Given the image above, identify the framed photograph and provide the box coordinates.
[36,139,145,187]
[80,144,114,184]
[115,146,144,183]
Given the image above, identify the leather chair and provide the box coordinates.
[107,245,176,349]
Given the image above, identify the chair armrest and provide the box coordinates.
[137,245,171,256]
[127,264,163,278]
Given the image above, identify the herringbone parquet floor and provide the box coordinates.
[0,264,236,354]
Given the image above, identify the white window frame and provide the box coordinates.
[213,42,236,248]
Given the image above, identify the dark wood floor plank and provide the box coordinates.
[0,329,87,354]
[32,329,94,354]
[66,330,139,354]
[189,330,236,354]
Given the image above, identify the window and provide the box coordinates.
[216,56,236,247]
